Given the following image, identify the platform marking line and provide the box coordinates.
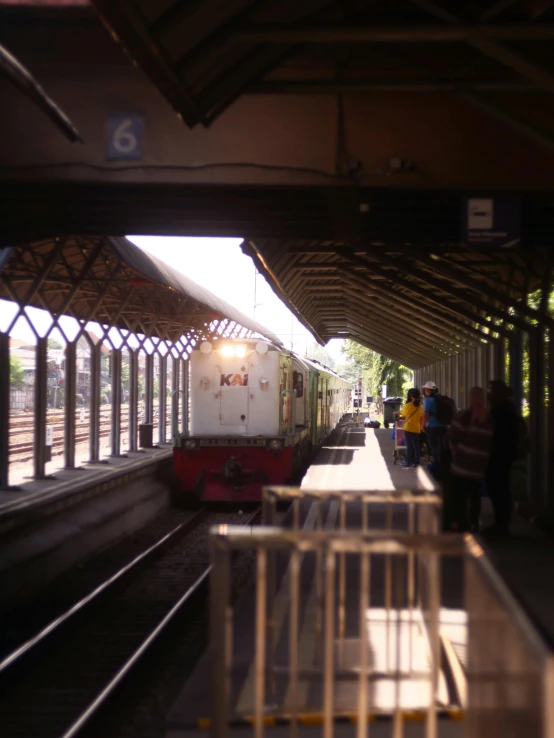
[193,708,465,729]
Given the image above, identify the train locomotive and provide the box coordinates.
[173,337,351,502]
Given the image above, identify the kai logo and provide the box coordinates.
[220,373,248,387]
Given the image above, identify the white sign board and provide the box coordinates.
[46,425,54,446]
[382,384,388,398]
[467,198,493,230]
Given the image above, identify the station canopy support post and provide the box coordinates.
[110,348,122,457]
[0,332,9,489]
[89,341,101,462]
[33,336,48,480]
[128,349,138,452]
[64,340,77,469]
[159,353,167,445]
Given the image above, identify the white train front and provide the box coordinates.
[173,337,351,501]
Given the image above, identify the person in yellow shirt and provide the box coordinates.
[400,388,423,470]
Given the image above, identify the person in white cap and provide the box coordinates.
[421,381,446,468]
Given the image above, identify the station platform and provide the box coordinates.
[306,423,554,650]
[0,446,174,613]
[301,424,435,492]
[0,446,172,533]
[167,423,554,737]
[166,425,464,737]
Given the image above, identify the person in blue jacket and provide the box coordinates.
[421,381,447,469]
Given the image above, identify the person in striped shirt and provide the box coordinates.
[448,386,494,532]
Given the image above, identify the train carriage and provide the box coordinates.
[173,337,350,502]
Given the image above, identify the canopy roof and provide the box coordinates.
[243,237,551,368]
[0,236,280,347]
[90,0,554,131]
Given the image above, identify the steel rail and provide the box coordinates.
[59,506,261,738]
[0,509,206,675]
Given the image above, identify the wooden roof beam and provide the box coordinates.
[340,250,514,336]
[233,23,554,44]
[312,289,466,353]
[333,263,494,343]
[248,80,536,93]
[320,306,449,361]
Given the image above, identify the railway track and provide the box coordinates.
[8,407,165,462]
[0,506,261,738]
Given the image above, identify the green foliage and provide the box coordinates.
[10,355,26,386]
[341,341,409,398]
[305,343,336,370]
[121,357,130,387]
[47,338,63,350]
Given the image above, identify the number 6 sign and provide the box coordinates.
[107,114,143,160]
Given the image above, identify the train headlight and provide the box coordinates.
[221,345,235,358]
[235,344,246,358]
[267,439,282,451]
[183,439,197,450]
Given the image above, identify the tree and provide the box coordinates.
[47,338,63,350]
[10,356,26,386]
[305,342,336,370]
[341,341,409,398]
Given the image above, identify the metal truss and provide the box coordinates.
[0,236,270,489]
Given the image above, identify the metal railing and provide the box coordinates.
[465,536,554,738]
[262,485,442,535]
[210,527,460,738]
[209,527,554,738]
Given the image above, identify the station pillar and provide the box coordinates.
[33,337,48,479]
[64,341,77,469]
[110,348,122,457]
[0,332,9,489]
[128,349,138,452]
[89,341,102,462]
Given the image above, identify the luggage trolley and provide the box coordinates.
[392,415,407,465]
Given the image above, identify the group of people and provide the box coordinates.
[399,380,524,535]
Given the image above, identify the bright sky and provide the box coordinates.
[3,236,344,359]
[128,236,344,359]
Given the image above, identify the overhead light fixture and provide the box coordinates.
[235,344,247,358]
[221,345,235,357]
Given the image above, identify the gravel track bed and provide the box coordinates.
[0,507,257,738]
[0,507,199,661]
[81,510,288,738]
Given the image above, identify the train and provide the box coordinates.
[173,337,351,502]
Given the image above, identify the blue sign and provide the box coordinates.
[107,114,143,160]
[463,197,521,248]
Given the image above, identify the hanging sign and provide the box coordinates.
[463,198,521,249]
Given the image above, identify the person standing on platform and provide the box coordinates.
[484,380,520,535]
[400,388,423,469]
[421,381,447,469]
[447,387,494,532]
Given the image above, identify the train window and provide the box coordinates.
[293,371,303,398]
